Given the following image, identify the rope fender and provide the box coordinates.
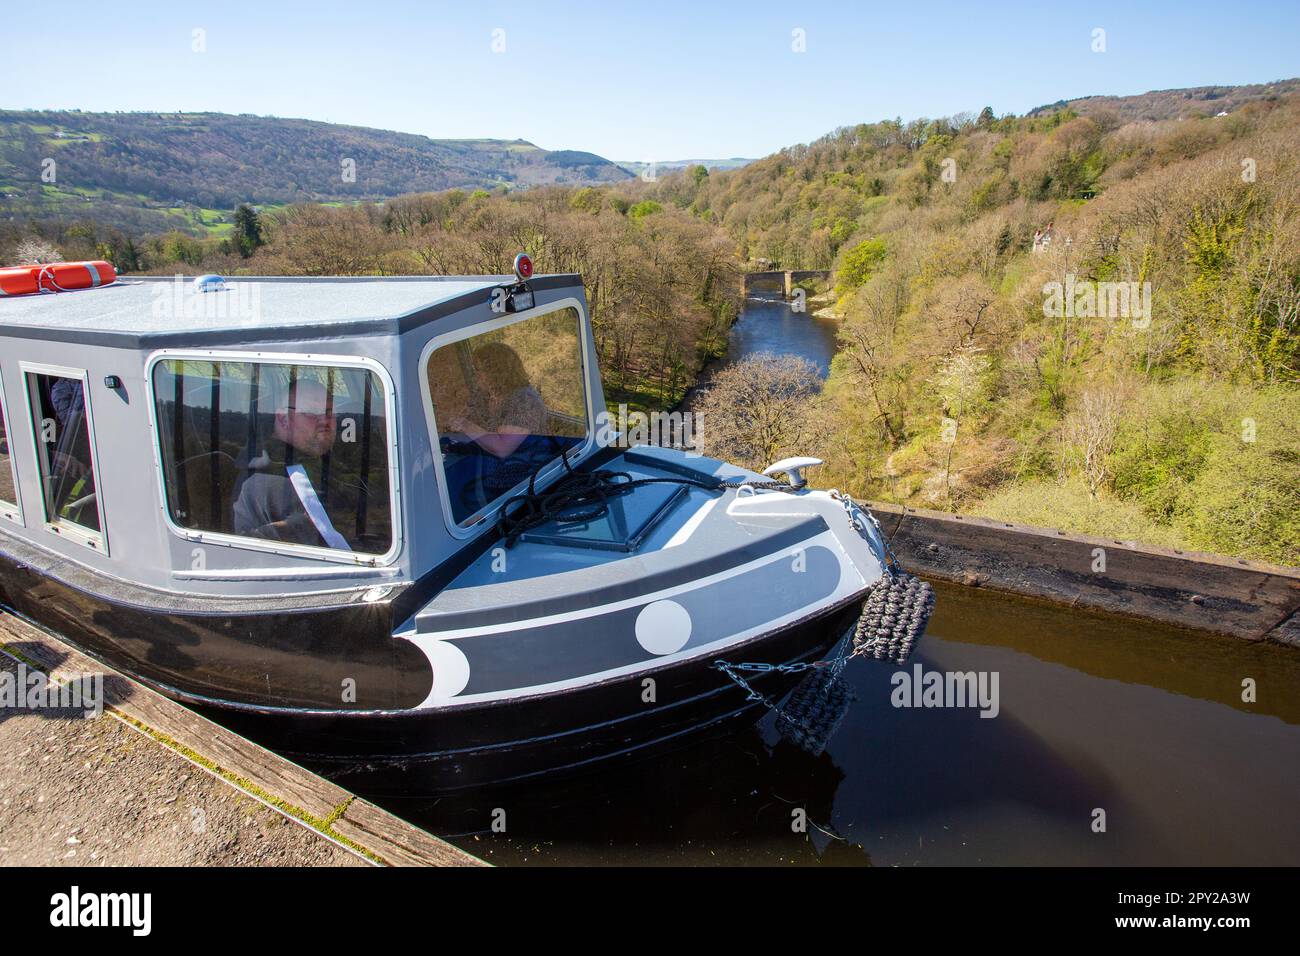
[715,550,936,755]
[852,571,936,665]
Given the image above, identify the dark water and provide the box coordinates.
[718,291,841,376]
[387,583,1300,866]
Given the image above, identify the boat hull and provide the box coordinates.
[0,539,859,793]
[0,462,881,794]
[206,597,862,795]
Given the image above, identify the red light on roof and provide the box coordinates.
[513,253,533,280]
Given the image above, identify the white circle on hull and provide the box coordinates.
[635,600,693,655]
[426,640,471,700]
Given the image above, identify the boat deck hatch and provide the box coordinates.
[517,482,687,552]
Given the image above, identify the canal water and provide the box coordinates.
[377,294,1300,865]
[392,581,1300,866]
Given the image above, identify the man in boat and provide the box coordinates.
[232,378,354,550]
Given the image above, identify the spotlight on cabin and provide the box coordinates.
[513,253,533,281]
[504,253,535,312]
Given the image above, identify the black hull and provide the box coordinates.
[0,524,862,795]
[208,600,860,795]
[0,538,432,710]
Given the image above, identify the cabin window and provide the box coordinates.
[426,305,588,526]
[0,371,22,523]
[150,358,393,558]
[24,369,106,549]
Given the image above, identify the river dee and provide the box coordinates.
[718,291,841,377]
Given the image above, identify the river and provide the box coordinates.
[717,289,841,376]
[673,288,840,428]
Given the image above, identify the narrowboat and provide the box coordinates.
[0,258,932,793]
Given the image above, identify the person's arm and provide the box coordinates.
[259,514,321,542]
[233,476,321,544]
[448,414,530,459]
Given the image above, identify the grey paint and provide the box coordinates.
[455,545,842,695]
[0,274,581,349]
[416,508,827,631]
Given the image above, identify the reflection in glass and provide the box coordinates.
[152,360,392,555]
[427,307,588,525]
[28,373,101,534]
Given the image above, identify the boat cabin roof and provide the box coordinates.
[1,274,580,347]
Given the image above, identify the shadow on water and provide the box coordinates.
[381,581,1300,866]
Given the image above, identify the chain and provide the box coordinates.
[712,492,912,735]
[829,490,899,573]
[713,625,857,706]
[713,660,807,732]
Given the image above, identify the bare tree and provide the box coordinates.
[13,237,63,264]
[1063,388,1126,499]
[694,353,825,473]
[841,265,911,442]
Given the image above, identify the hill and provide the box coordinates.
[3,81,1296,563]
[616,158,756,177]
[0,110,632,234]
[1027,78,1300,122]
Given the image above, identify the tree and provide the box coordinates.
[628,200,663,220]
[13,236,62,264]
[978,106,996,129]
[232,203,265,258]
[694,353,825,471]
[837,237,887,291]
[1063,388,1125,499]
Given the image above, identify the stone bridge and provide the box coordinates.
[742,270,831,298]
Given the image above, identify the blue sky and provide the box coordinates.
[2,0,1297,160]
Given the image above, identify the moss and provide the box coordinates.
[110,712,383,864]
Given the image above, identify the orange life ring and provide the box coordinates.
[0,266,39,297]
[0,260,117,296]
[37,260,117,292]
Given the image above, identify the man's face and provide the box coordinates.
[278,384,336,457]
